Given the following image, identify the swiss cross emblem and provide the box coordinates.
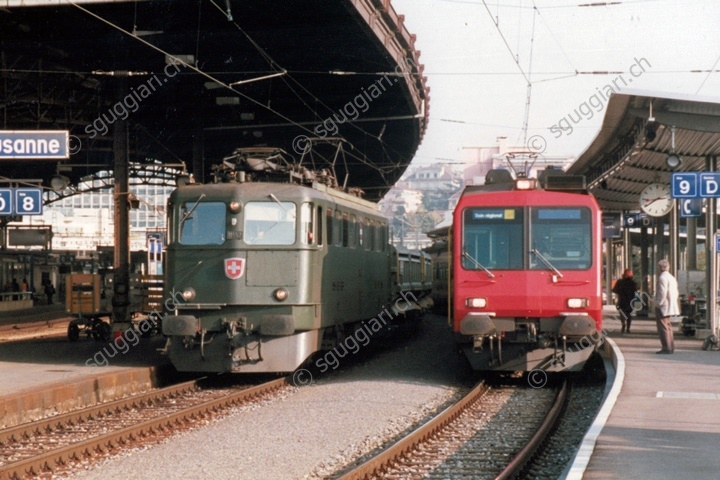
[225,258,245,280]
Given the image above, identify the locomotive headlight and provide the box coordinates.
[181,287,196,301]
[515,179,537,190]
[228,201,242,213]
[273,288,289,302]
[466,297,487,308]
[567,298,589,308]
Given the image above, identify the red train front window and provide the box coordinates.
[531,208,592,270]
[462,206,593,272]
[462,208,523,270]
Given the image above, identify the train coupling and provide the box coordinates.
[223,316,250,338]
[552,336,567,367]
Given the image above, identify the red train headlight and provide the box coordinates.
[466,297,487,308]
[515,179,537,190]
[567,298,589,308]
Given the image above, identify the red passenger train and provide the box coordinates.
[450,169,602,372]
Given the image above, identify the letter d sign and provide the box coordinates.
[701,173,720,197]
[708,180,718,195]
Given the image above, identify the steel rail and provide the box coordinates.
[338,379,568,480]
[337,381,489,480]
[494,379,569,480]
[0,377,287,479]
[0,379,201,446]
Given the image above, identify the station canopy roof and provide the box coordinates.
[0,0,429,201]
[567,90,720,213]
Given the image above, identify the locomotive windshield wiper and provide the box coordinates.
[531,249,564,279]
[179,193,207,229]
[269,193,288,210]
[462,251,494,278]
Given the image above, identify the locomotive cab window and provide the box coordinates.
[301,203,313,245]
[179,201,226,245]
[326,208,333,245]
[334,210,343,246]
[342,213,349,247]
[462,208,523,270]
[244,201,297,245]
[316,205,324,246]
[531,207,591,270]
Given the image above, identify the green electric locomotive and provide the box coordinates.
[161,148,431,373]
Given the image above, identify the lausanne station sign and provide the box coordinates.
[0,130,69,159]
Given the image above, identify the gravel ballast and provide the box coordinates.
[64,314,470,480]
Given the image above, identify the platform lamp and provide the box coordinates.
[644,101,656,141]
[666,126,682,170]
[127,194,141,209]
[50,174,69,191]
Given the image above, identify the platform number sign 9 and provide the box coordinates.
[671,173,698,198]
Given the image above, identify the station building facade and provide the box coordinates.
[1,170,173,301]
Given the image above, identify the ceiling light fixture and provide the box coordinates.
[666,126,682,170]
[645,101,656,141]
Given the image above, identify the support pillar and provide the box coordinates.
[112,75,131,325]
[640,225,650,316]
[669,199,679,275]
[605,237,613,305]
[192,130,204,184]
[654,217,665,262]
[622,225,631,269]
[687,217,697,270]
[706,155,718,335]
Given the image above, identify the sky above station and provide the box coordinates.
[392,0,720,168]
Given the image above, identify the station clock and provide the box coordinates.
[639,183,674,217]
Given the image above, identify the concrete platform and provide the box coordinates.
[566,306,720,480]
[0,316,174,427]
[0,303,68,329]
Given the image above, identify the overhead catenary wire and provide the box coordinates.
[480,0,532,87]
[63,0,315,138]
[206,0,415,176]
[66,0,420,185]
[520,5,538,146]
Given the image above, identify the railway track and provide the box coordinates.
[0,376,289,479]
[337,379,568,480]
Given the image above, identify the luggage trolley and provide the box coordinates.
[66,273,112,342]
[129,273,164,337]
[681,296,707,336]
